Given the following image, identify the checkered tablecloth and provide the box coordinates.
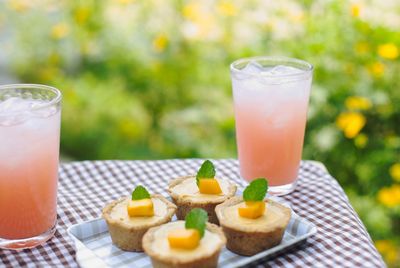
[0,159,386,267]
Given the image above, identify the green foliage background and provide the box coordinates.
[1,0,399,266]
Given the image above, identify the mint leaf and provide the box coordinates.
[185,208,208,238]
[196,160,216,185]
[131,185,151,200]
[243,178,268,201]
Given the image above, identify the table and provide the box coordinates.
[0,159,386,267]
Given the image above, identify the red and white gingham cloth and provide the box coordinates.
[0,159,386,267]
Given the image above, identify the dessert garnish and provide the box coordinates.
[196,160,222,194]
[127,185,154,217]
[167,208,208,249]
[239,178,268,219]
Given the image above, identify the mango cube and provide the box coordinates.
[238,201,266,219]
[168,228,200,249]
[199,178,222,194]
[127,198,154,217]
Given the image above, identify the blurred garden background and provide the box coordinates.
[1,0,399,266]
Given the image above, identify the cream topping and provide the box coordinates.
[109,197,167,227]
[221,201,288,231]
[170,177,231,202]
[151,221,222,261]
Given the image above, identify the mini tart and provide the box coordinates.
[168,175,237,224]
[215,196,291,256]
[102,194,176,252]
[142,221,226,268]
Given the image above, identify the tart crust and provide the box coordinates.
[142,222,226,268]
[168,175,237,225]
[215,196,291,256]
[102,194,176,252]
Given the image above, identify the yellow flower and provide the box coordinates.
[378,43,399,60]
[354,133,368,148]
[345,96,372,111]
[368,62,385,77]
[375,240,400,266]
[152,34,168,53]
[51,23,70,40]
[389,163,400,182]
[377,185,400,208]
[217,2,238,17]
[196,17,216,38]
[74,7,91,25]
[183,2,201,21]
[344,64,355,75]
[182,2,217,40]
[37,66,60,82]
[48,52,61,65]
[351,4,361,18]
[354,42,369,54]
[288,10,305,23]
[7,0,29,12]
[118,119,141,139]
[375,240,393,254]
[336,112,366,138]
[64,88,78,103]
[385,249,399,266]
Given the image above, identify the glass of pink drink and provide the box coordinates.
[0,84,61,250]
[231,57,313,195]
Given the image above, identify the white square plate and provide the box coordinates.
[67,201,317,268]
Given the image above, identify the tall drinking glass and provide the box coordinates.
[0,84,61,249]
[231,56,313,195]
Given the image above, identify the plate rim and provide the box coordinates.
[67,211,317,268]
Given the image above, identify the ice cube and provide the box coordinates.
[0,114,29,126]
[0,97,57,126]
[241,62,303,77]
[263,65,302,76]
[0,97,32,113]
[31,106,58,118]
[242,61,265,74]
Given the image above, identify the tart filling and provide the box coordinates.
[108,197,168,227]
[215,179,291,256]
[217,197,291,232]
[169,176,233,203]
[151,221,223,261]
[102,191,176,252]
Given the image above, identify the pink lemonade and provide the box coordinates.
[231,57,313,194]
[0,86,61,249]
[234,100,309,186]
